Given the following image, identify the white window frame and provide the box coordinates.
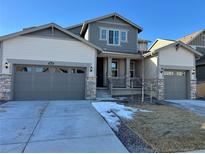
[99,27,128,46]
[121,31,128,43]
[112,59,118,77]
[107,29,120,46]
[99,28,107,40]
[130,60,135,78]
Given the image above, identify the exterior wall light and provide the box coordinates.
[192,69,195,75]
[160,68,164,74]
[90,66,93,72]
[5,62,8,69]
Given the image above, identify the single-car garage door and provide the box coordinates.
[164,70,187,99]
[14,65,85,100]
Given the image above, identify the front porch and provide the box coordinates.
[97,53,143,96]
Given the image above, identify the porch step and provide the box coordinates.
[96,89,113,100]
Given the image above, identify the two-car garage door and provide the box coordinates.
[14,65,86,100]
[164,70,188,99]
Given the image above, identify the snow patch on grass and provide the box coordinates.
[92,101,151,131]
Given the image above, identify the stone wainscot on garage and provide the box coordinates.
[0,23,102,101]
[144,39,203,100]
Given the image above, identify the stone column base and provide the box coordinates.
[157,79,164,100]
[144,79,164,100]
[0,74,12,101]
[85,77,96,100]
[190,80,196,99]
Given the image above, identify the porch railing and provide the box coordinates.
[111,77,126,88]
[130,77,142,88]
[107,77,142,88]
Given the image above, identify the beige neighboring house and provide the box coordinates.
[144,39,202,100]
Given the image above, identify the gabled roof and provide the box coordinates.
[80,12,143,36]
[144,39,203,57]
[65,23,83,30]
[178,29,205,44]
[0,23,102,52]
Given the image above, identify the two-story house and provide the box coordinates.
[0,13,202,101]
[66,13,145,97]
[178,29,205,97]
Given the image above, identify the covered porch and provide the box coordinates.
[97,52,143,96]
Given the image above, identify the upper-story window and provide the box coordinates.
[100,29,107,40]
[100,28,128,46]
[108,30,119,45]
[121,31,127,42]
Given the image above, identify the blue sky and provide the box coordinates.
[0,0,204,42]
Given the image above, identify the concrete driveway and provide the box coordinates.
[166,100,205,116]
[0,101,127,153]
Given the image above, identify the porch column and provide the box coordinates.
[126,58,130,88]
[107,57,112,78]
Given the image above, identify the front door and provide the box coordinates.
[97,58,104,87]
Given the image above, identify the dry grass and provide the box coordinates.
[123,103,205,152]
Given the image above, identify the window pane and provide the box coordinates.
[121,31,126,41]
[112,70,117,77]
[164,71,174,76]
[130,62,134,70]
[77,69,85,73]
[112,61,117,69]
[176,71,185,76]
[130,71,134,77]
[109,30,113,44]
[16,66,32,72]
[35,67,49,73]
[55,68,68,73]
[71,69,76,73]
[114,31,119,45]
[101,29,106,39]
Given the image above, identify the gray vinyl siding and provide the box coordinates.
[89,22,138,54]
[196,47,205,65]
[67,26,82,36]
[0,41,2,73]
[100,16,128,24]
[189,31,205,47]
[196,65,205,82]
[24,27,75,40]
[88,17,138,54]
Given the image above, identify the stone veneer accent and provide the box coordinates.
[144,79,164,100]
[0,74,12,100]
[85,77,96,99]
[190,80,196,99]
[157,79,164,100]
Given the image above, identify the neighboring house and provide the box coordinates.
[144,39,202,100]
[0,13,202,101]
[178,29,205,82]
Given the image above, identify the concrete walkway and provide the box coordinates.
[0,100,128,153]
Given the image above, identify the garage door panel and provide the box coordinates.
[164,70,187,99]
[14,65,85,100]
